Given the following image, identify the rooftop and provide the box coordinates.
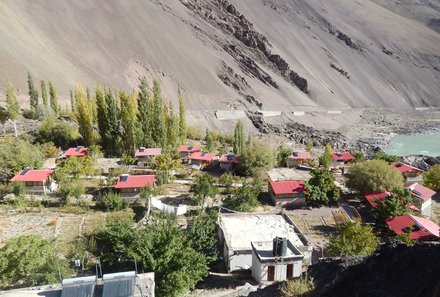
[330,152,354,161]
[178,145,201,153]
[289,151,312,159]
[135,147,162,157]
[386,214,440,240]
[269,180,305,195]
[404,182,436,201]
[114,175,155,189]
[218,213,307,252]
[266,168,311,182]
[251,240,303,261]
[10,169,54,182]
[189,151,216,161]
[391,162,424,173]
[219,154,239,163]
[64,147,88,157]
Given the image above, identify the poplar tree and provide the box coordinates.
[119,91,139,155]
[48,81,60,116]
[105,90,120,156]
[87,87,97,124]
[205,129,214,152]
[178,93,187,144]
[233,120,245,155]
[153,79,166,149]
[27,72,38,110]
[137,77,153,147]
[75,86,95,146]
[6,81,20,121]
[40,81,48,109]
[95,86,109,153]
[70,89,75,113]
[167,102,179,150]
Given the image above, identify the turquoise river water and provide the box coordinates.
[384,132,440,157]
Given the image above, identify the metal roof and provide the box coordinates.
[102,271,135,297]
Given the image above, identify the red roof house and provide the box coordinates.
[405,182,436,215]
[178,145,202,157]
[268,180,306,207]
[219,154,239,171]
[391,162,423,178]
[189,152,216,169]
[10,169,54,195]
[135,147,162,158]
[330,152,355,163]
[386,214,439,241]
[64,146,88,158]
[364,192,392,209]
[114,174,155,193]
[287,151,312,168]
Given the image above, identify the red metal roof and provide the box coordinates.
[288,151,312,160]
[189,152,216,161]
[64,147,88,157]
[219,154,239,163]
[269,180,305,195]
[135,148,162,157]
[11,169,54,182]
[364,192,392,208]
[330,152,355,162]
[114,175,155,189]
[405,182,436,202]
[178,145,201,153]
[391,162,423,174]
[386,214,440,240]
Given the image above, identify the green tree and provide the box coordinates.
[327,220,379,257]
[36,117,80,148]
[48,81,60,115]
[102,192,126,211]
[95,86,109,153]
[277,145,291,167]
[27,72,38,110]
[75,86,95,146]
[105,89,120,156]
[0,235,71,289]
[346,159,404,195]
[190,174,218,207]
[153,79,166,148]
[70,89,75,113]
[319,144,332,169]
[219,172,234,193]
[306,139,313,152]
[352,151,366,163]
[233,120,245,155]
[237,139,275,177]
[167,102,180,150]
[187,210,218,264]
[423,164,440,191]
[40,80,48,109]
[373,189,414,225]
[205,129,214,152]
[152,153,179,184]
[305,168,340,204]
[372,151,401,163]
[179,92,187,144]
[5,80,20,121]
[55,156,97,181]
[223,181,260,211]
[137,77,154,147]
[119,91,139,155]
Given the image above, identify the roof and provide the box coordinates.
[405,182,436,201]
[11,169,54,182]
[61,276,96,297]
[114,175,155,189]
[386,214,440,240]
[135,147,162,157]
[330,152,355,161]
[288,151,312,160]
[178,145,201,153]
[364,192,392,208]
[391,162,423,173]
[65,147,88,157]
[102,271,135,297]
[218,213,307,252]
[189,151,216,161]
[269,180,305,195]
[219,154,239,163]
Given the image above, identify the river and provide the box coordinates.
[384,132,440,157]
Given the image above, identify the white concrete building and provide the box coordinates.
[217,213,311,272]
[251,239,304,283]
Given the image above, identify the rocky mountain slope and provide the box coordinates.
[0,0,439,112]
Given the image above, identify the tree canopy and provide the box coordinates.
[423,164,440,191]
[305,168,340,204]
[190,174,218,207]
[237,139,274,177]
[319,144,332,169]
[373,189,415,226]
[345,159,404,195]
[223,181,260,211]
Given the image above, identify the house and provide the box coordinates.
[287,151,312,168]
[268,180,306,207]
[114,174,155,194]
[178,145,201,158]
[405,182,436,216]
[219,154,239,171]
[135,147,162,164]
[392,162,424,178]
[10,169,54,195]
[64,146,88,158]
[188,152,216,169]
[251,238,304,283]
[330,152,355,167]
[217,213,311,272]
[364,191,419,212]
[386,214,439,241]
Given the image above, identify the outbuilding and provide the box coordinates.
[114,174,155,194]
[405,182,435,216]
[219,154,239,171]
[178,145,201,158]
[188,152,216,169]
[135,147,162,165]
[287,151,312,168]
[10,169,54,195]
[64,146,88,158]
[268,180,306,207]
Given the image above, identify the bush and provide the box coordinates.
[277,145,292,167]
[223,181,260,212]
[237,139,275,177]
[372,151,401,163]
[36,117,80,148]
[12,182,26,198]
[423,164,440,191]
[103,192,126,211]
[22,108,41,120]
[280,277,316,297]
[187,126,204,140]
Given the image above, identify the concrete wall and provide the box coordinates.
[421,199,432,217]
[252,257,302,282]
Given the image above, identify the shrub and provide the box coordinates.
[103,192,126,211]
[36,117,80,148]
[280,277,316,297]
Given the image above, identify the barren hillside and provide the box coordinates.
[0,0,439,111]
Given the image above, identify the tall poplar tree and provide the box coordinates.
[86,87,97,124]
[119,91,139,155]
[233,120,245,155]
[48,81,60,116]
[205,129,214,152]
[105,89,120,156]
[95,86,109,153]
[167,102,179,150]
[75,86,95,146]
[153,79,166,149]
[178,93,187,144]
[70,89,75,113]
[27,72,38,110]
[40,81,48,109]
[6,80,20,127]
[137,77,153,147]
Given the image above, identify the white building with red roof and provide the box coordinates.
[391,162,424,178]
[330,152,355,167]
[10,169,54,195]
[114,174,155,194]
[268,180,306,207]
[386,214,439,241]
[178,145,201,158]
[219,154,239,171]
[287,151,312,168]
[188,152,216,169]
[134,147,162,164]
[64,146,88,158]
[405,182,436,216]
